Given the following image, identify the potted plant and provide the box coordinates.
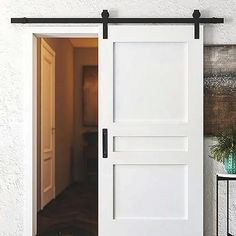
[210,128,236,174]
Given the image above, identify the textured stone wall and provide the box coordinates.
[1,0,236,235]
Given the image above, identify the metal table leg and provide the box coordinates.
[227,180,229,236]
[216,175,218,236]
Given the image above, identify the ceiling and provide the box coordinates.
[69,38,98,48]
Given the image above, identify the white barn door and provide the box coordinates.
[99,25,203,236]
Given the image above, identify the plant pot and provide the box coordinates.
[224,152,236,174]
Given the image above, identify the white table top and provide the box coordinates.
[217,174,236,180]
[217,174,236,178]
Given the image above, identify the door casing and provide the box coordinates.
[23,26,99,236]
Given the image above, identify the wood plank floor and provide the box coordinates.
[37,183,97,236]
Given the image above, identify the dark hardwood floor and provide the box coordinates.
[37,183,98,236]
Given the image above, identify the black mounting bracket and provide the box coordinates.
[11,9,224,39]
[101,10,109,39]
[193,10,201,39]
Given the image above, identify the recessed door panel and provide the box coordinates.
[113,136,188,152]
[114,164,188,219]
[114,42,188,123]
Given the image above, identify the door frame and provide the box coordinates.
[23,26,99,236]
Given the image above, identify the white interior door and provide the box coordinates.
[41,39,55,209]
[99,25,203,236]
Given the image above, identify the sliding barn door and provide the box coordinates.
[99,25,203,236]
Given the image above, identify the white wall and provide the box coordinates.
[1,1,236,235]
[73,48,98,182]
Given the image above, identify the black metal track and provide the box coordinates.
[10,17,224,24]
[11,18,103,23]
[11,9,224,39]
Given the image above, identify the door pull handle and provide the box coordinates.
[103,128,108,158]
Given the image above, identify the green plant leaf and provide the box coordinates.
[209,127,236,163]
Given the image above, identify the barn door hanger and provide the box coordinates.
[101,9,223,39]
[11,9,224,39]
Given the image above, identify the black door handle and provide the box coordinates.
[103,128,108,158]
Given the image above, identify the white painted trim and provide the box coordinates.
[23,25,99,236]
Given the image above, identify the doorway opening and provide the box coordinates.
[37,37,98,236]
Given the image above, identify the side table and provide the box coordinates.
[216,174,236,236]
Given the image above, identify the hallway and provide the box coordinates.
[37,183,97,236]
